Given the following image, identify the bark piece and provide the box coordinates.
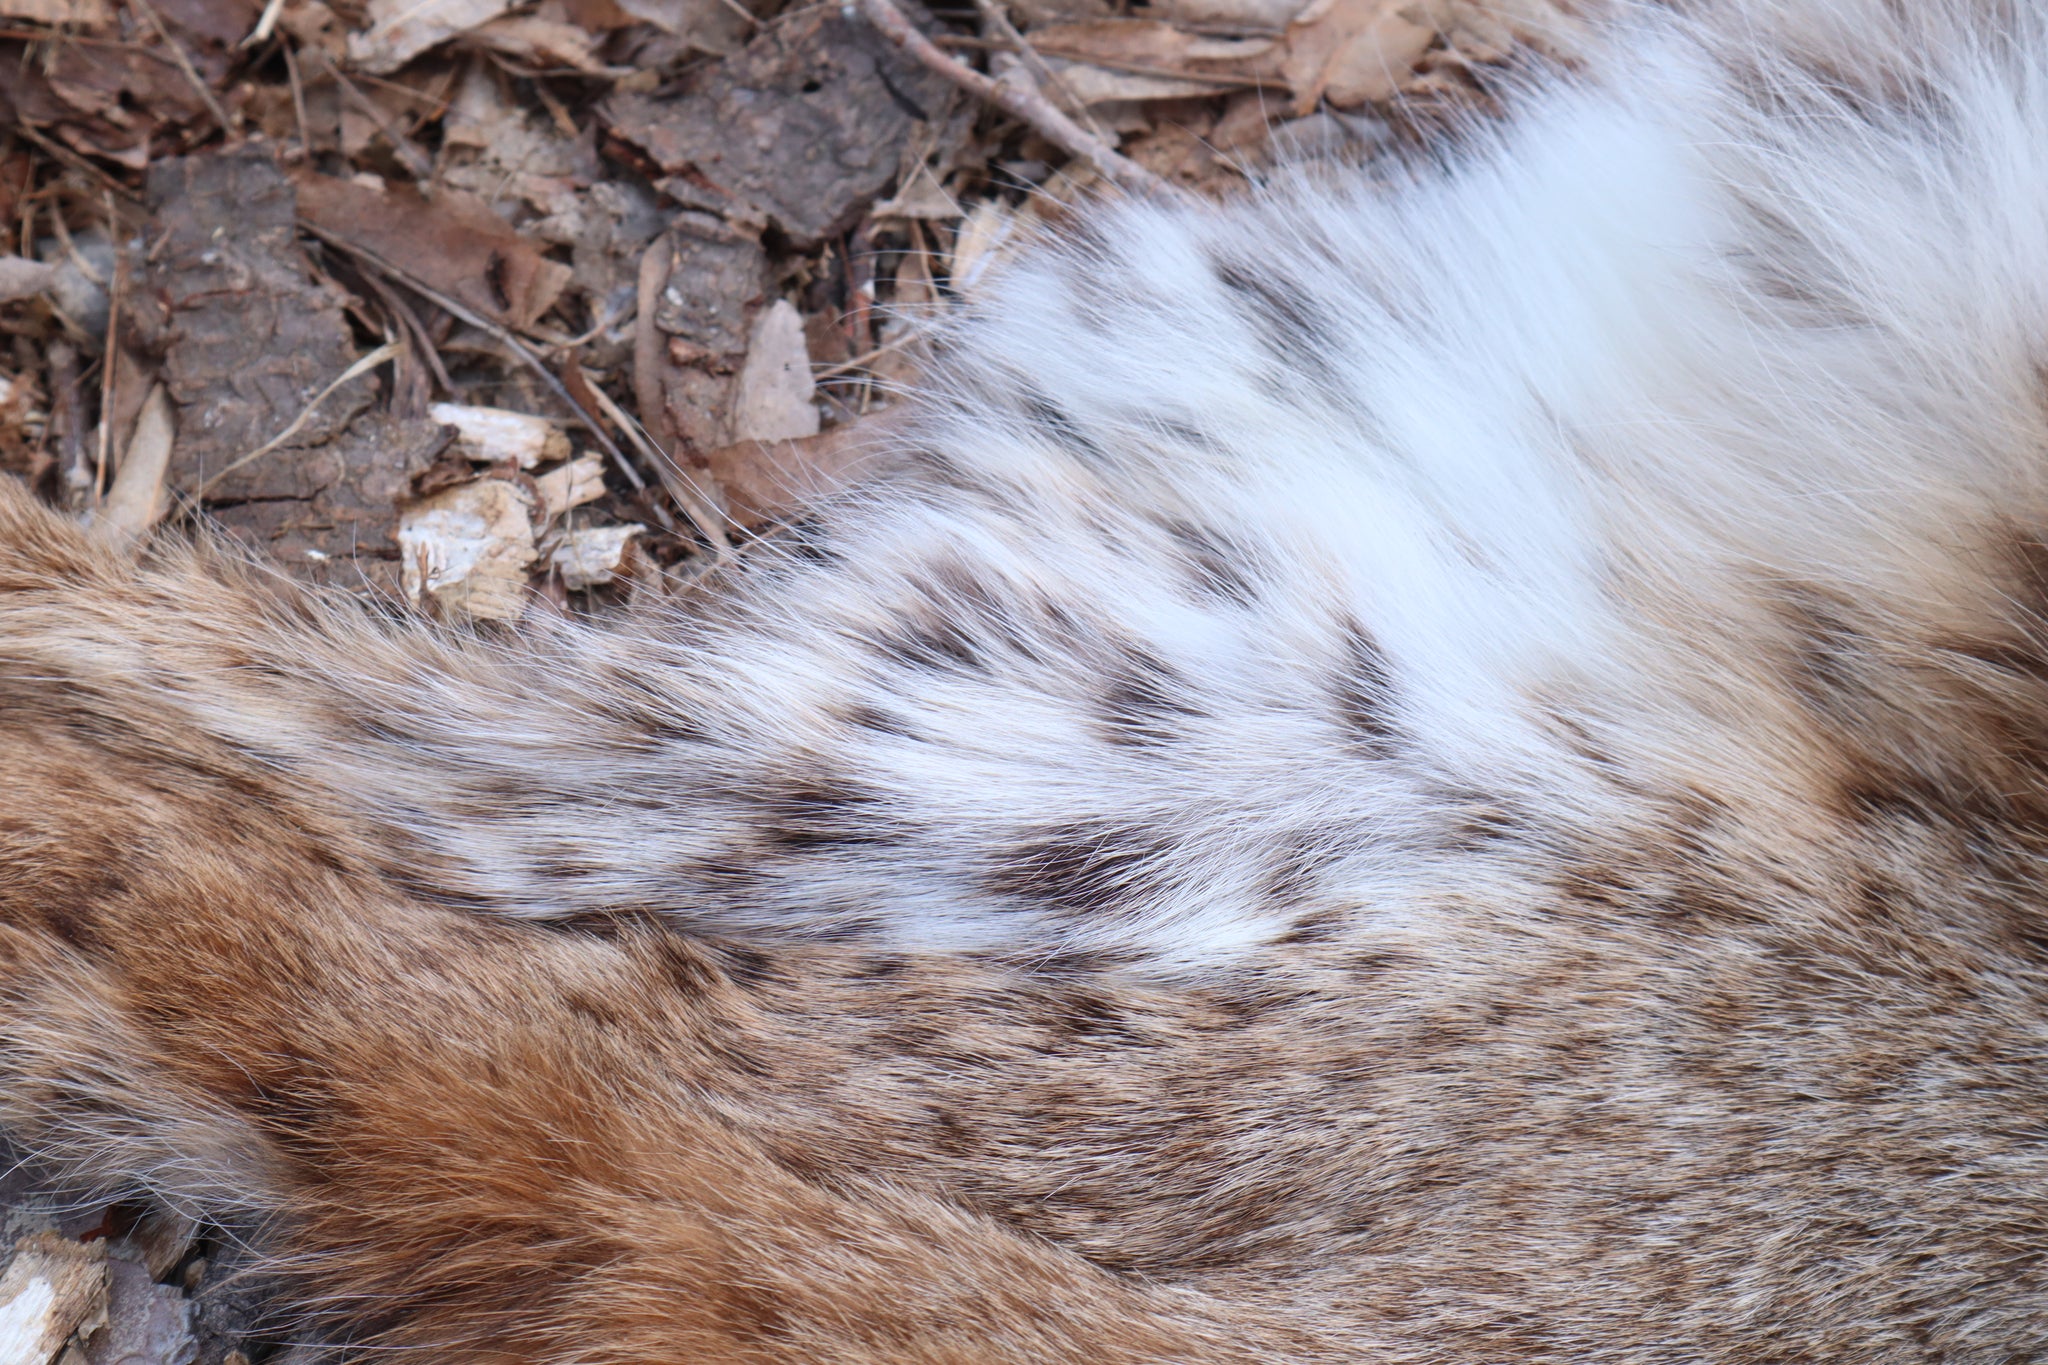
[602,4,954,247]
[143,148,444,589]
[80,1256,195,1365]
[639,214,769,460]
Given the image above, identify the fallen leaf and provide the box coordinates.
[346,0,512,74]
[399,477,538,621]
[293,172,572,332]
[706,409,902,527]
[469,15,618,75]
[1280,0,1436,113]
[731,300,819,445]
[429,403,570,469]
[601,5,957,247]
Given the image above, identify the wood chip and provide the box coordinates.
[94,381,173,544]
[535,454,606,516]
[0,1233,109,1365]
[550,522,643,588]
[398,478,539,621]
[429,403,571,470]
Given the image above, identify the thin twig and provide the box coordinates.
[306,47,434,182]
[969,0,1109,141]
[854,0,1186,202]
[125,0,233,133]
[357,268,454,397]
[282,41,311,159]
[196,341,402,498]
[92,210,123,503]
[302,220,655,496]
[241,0,286,48]
[582,378,731,554]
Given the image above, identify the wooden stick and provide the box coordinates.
[854,0,1187,202]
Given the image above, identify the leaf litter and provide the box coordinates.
[0,0,1576,1358]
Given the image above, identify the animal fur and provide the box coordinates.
[5,0,2048,1357]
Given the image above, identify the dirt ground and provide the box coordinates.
[0,0,1572,1358]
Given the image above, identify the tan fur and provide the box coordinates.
[7,2,2048,1354]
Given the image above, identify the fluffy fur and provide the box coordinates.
[4,0,2048,1356]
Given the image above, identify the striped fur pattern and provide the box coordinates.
[4,0,2048,1357]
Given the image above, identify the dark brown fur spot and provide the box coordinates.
[1096,646,1202,748]
[1160,518,1259,605]
[984,820,1172,919]
[1333,617,1399,753]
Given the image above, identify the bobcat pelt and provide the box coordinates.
[4,0,2048,1358]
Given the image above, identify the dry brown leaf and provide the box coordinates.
[293,173,572,332]
[346,0,513,74]
[399,478,539,621]
[1279,0,1436,113]
[706,409,902,527]
[468,15,618,75]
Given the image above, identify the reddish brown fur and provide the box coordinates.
[0,477,2045,1359]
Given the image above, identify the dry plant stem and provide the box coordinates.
[194,341,403,499]
[243,0,286,48]
[302,222,650,494]
[584,373,732,554]
[855,0,1185,202]
[283,42,312,160]
[310,50,434,182]
[814,325,924,380]
[358,268,455,396]
[93,247,122,504]
[125,0,233,133]
[970,0,1110,142]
